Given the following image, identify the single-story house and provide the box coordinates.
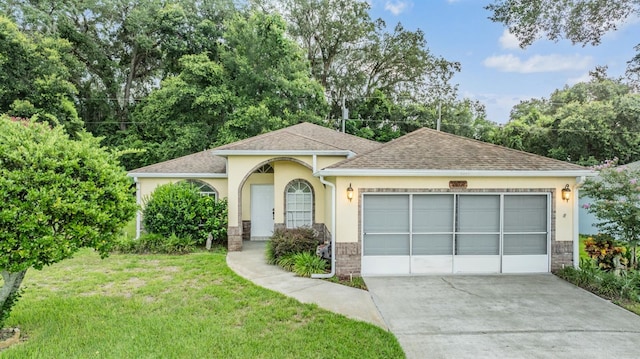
[128,122,592,276]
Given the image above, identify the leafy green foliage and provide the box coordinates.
[292,252,328,277]
[142,183,228,245]
[556,259,640,303]
[494,75,640,165]
[486,0,639,47]
[583,234,628,272]
[0,16,83,135]
[0,116,137,271]
[122,11,328,168]
[113,233,196,255]
[268,227,320,262]
[581,159,640,268]
[0,115,137,324]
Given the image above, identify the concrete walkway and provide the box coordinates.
[226,241,387,329]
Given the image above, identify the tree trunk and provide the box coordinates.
[0,270,27,316]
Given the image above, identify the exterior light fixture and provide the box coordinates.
[347,183,354,202]
[561,184,571,202]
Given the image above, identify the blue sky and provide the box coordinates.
[368,0,640,124]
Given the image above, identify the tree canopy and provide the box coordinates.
[0,16,83,135]
[119,12,328,169]
[494,74,640,165]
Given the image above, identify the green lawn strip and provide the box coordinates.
[2,250,404,359]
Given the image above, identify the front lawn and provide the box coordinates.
[1,249,404,358]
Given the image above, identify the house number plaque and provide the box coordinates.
[449,180,468,189]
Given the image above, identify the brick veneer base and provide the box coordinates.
[335,242,360,277]
[551,240,573,271]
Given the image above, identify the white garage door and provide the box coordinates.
[362,193,550,275]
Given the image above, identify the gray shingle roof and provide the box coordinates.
[214,122,381,154]
[128,123,380,175]
[128,150,226,175]
[325,128,588,171]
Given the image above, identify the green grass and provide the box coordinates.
[1,249,404,358]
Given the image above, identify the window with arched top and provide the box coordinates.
[285,179,313,228]
[184,179,218,199]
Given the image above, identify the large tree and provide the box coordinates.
[0,116,137,326]
[251,0,461,132]
[486,0,640,79]
[0,16,83,135]
[494,74,640,165]
[1,0,237,134]
[120,12,328,169]
[581,159,640,268]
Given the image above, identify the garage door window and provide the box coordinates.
[456,195,500,255]
[503,195,548,255]
[412,195,454,255]
[363,195,410,255]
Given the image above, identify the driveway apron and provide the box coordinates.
[365,274,640,359]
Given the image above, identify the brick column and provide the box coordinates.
[227,226,242,251]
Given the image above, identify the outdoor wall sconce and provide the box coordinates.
[346,183,354,202]
[561,184,571,202]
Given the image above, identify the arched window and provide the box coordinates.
[285,179,313,228]
[184,180,218,199]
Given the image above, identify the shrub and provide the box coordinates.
[268,227,320,261]
[277,254,297,271]
[113,233,196,254]
[584,233,628,272]
[142,183,227,246]
[555,259,640,303]
[292,252,328,277]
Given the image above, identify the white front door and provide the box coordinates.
[251,184,274,240]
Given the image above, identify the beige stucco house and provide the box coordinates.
[128,122,592,276]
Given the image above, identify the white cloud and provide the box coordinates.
[499,29,520,50]
[384,1,412,15]
[567,72,591,85]
[483,54,593,73]
[463,90,530,124]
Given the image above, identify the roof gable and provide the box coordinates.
[325,128,588,172]
[214,122,381,154]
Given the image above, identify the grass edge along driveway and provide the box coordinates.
[1,249,404,359]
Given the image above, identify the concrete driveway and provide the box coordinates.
[365,274,640,359]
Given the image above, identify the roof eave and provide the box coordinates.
[128,173,228,179]
[315,169,595,177]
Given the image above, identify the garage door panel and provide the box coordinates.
[455,234,499,255]
[454,255,500,273]
[362,256,410,275]
[413,195,453,232]
[503,255,548,273]
[413,234,453,255]
[363,234,410,256]
[363,195,409,233]
[503,234,547,255]
[411,256,453,274]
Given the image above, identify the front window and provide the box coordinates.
[285,179,313,228]
[185,180,218,199]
